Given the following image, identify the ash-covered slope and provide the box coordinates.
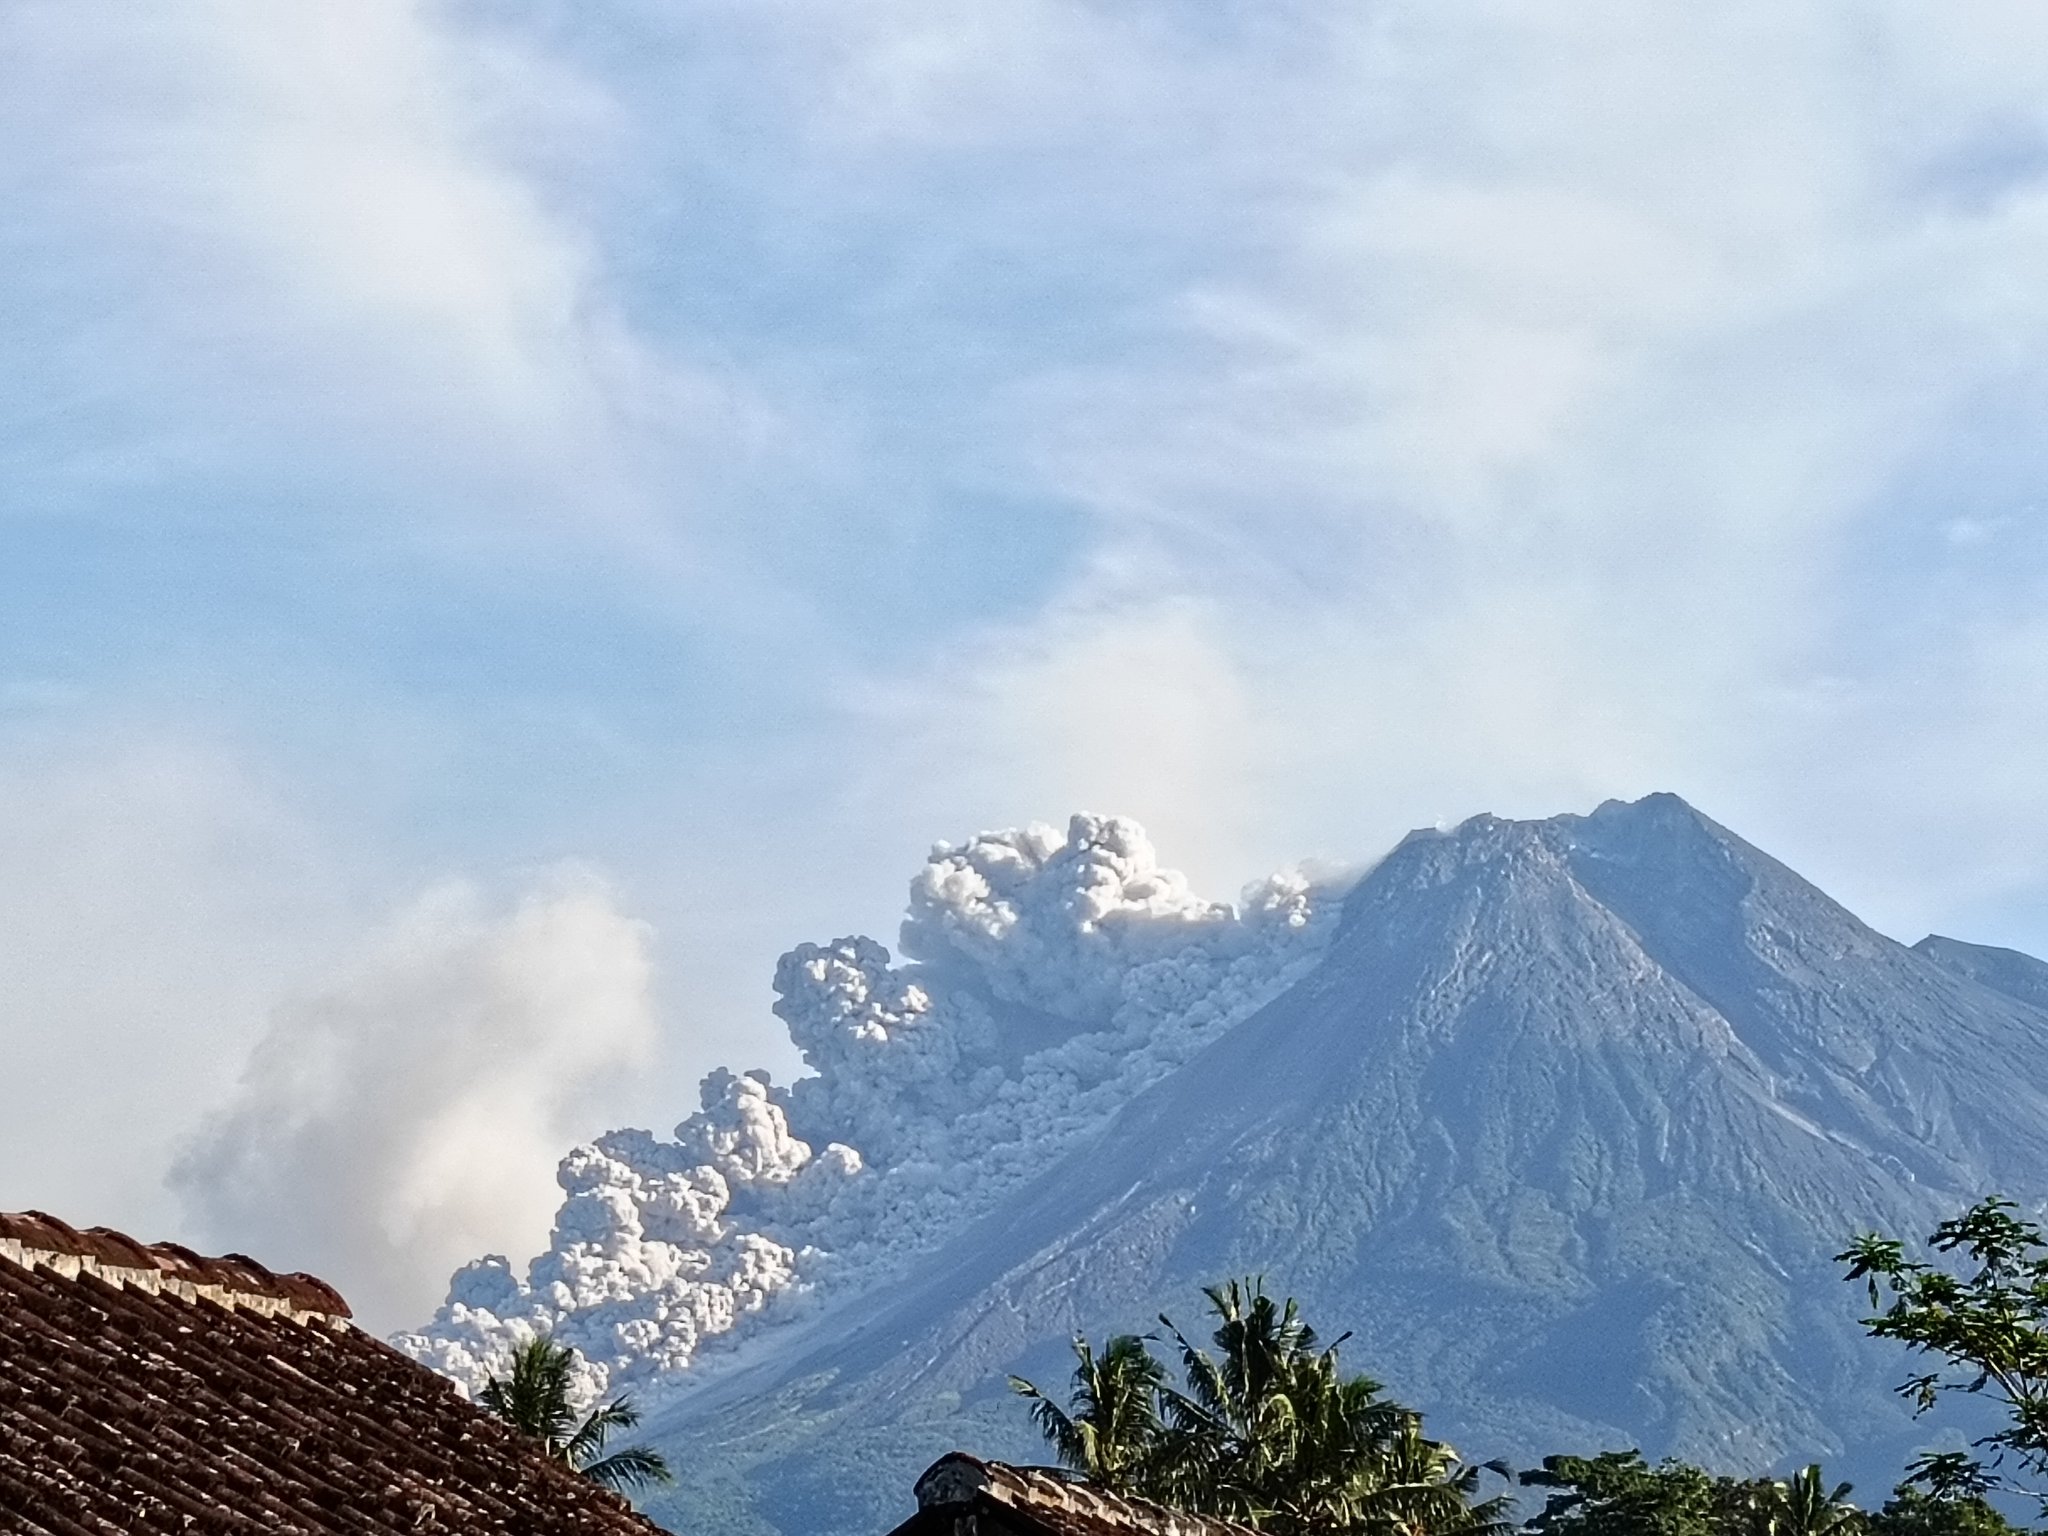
[1915,933,2048,1013]
[639,795,2048,1535]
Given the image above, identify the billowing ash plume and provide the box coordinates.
[395,815,1337,1400]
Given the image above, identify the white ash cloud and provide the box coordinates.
[173,871,655,1332]
[903,818,1248,1014]
[397,814,1334,1400]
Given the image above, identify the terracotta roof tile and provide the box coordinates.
[0,1212,667,1535]
[0,1212,350,1319]
[900,1453,1265,1536]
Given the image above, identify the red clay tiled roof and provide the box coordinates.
[0,1210,352,1320]
[890,1453,1265,1536]
[0,1211,668,1535]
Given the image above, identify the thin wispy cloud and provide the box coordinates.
[853,0,2048,918]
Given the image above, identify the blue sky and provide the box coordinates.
[6,0,2048,1324]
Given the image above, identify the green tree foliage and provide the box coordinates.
[1355,1416,1513,1536]
[1011,1333,1166,1486]
[478,1336,673,1494]
[1840,1197,2048,1499]
[1010,1278,1510,1536]
[1520,1452,1864,1536]
[1520,1450,1743,1536]
[1754,1467,1863,1536]
[1866,1485,2029,1536]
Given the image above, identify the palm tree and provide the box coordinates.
[1073,1277,1507,1536]
[1154,1279,1407,1529]
[478,1336,673,1494]
[1013,1277,1507,1536]
[1153,1282,1298,1518]
[1010,1333,1166,1489]
[1765,1467,1862,1536]
[1345,1416,1513,1536]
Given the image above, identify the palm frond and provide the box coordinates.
[1019,1280,1514,1536]
[478,1335,672,1494]
[579,1443,674,1493]
[564,1395,643,1466]
[479,1336,580,1451]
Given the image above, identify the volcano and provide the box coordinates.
[622,796,2048,1533]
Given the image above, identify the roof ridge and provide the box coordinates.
[0,1210,352,1323]
[915,1453,1266,1536]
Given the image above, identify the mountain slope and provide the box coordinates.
[1915,933,2048,1014]
[638,796,2048,1535]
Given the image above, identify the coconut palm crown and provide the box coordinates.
[478,1336,673,1494]
[1011,1332,1167,1487]
[1011,1278,1511,1536]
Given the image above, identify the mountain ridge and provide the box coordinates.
[1914,933,2048,1014]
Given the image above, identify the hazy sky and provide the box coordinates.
[6,0,2048,1326]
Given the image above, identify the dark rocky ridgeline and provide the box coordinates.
[636,795,2048,1536]
[1913,932,2048,1014]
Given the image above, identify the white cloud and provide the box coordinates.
[839,0,2048,937]
[0,0,761,553]
[0,729,351,1243]
[172,871,655,1331]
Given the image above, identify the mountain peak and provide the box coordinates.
[1589,788,1710,821]
[1367,793,1760,926]
[1384,793,1873,957]
[1288,789,2012,1189]
[1394,792,1726,860]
